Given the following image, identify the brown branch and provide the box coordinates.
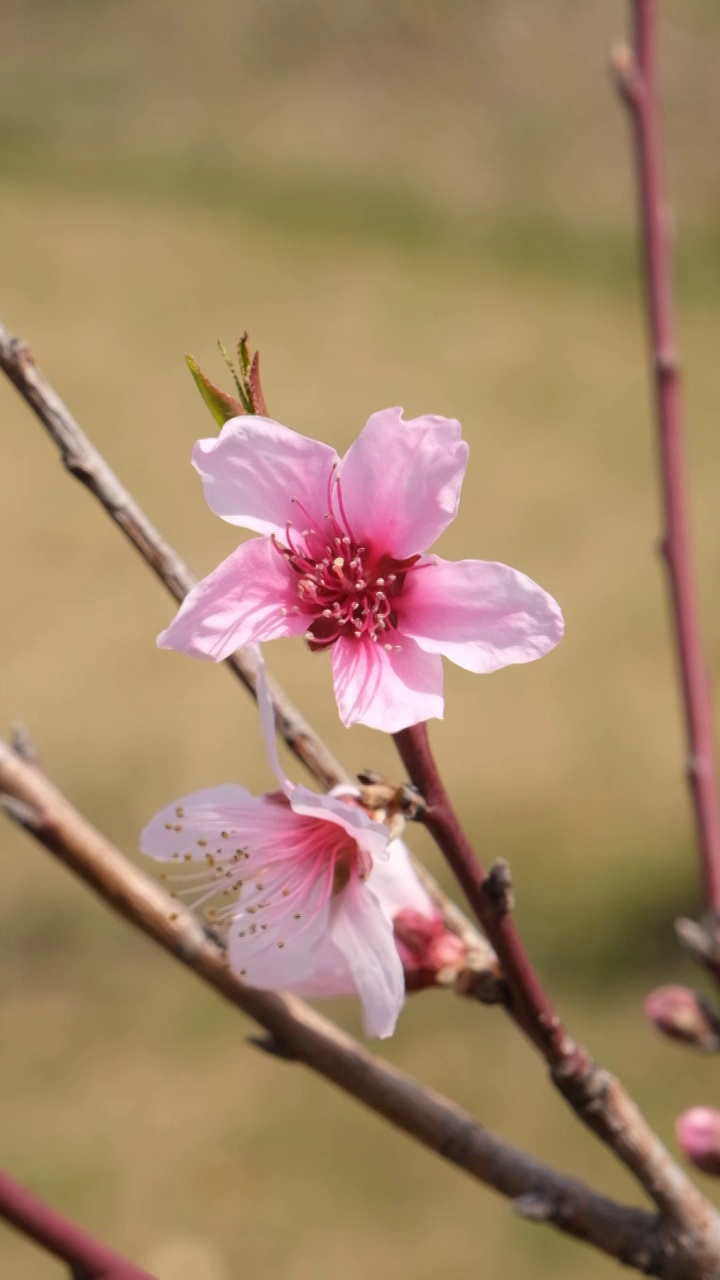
[0,318,490,968]
[394,721,720,1270]
[0,738,702,1278]
[0,1168,154,1279]
[612,1,720,919]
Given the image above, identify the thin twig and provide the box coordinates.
[0,739,701,1278]
[393,721,720,1268]
[612,0,720,915]
[0,1169,154,1279]
[0,318,490,965]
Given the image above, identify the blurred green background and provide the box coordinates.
[2,2,720,1276]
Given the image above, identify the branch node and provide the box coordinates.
[676,915,720,972]
[609,41,640,105]
[10,723,39,764]
[655,348,680,377]
[513,1191,556,1222]
[247,1033,298,1062]
[482,859,515,915]
[0,794,41,827]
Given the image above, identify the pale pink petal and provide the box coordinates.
[331,873,405,1038]
[291,842,433,1000]
[367,838,434,919]
[337,407,468,559]
[291,842,433,1001]
[331,635,443,732]
[290,934,355,998]
[193,416,338,537]
[229,870,333,989]
[290,783,390,866]
[140,785,269,862]
[157,537,307,661]
[398,557,564,673]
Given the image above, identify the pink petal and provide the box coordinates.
[337,407,468,559]
[229,869,333,990]
[331,634,443,732]
[290,934,355,998]
[331,873,405,1038]
[290,783,390,867]
[157,537,307,661]
[398,557,564,673]
[193,416,338,537]
[293,840,433,1001]
[140,785,268,862]
[367,838,434,919]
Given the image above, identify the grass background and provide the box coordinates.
[2,3,720,1276]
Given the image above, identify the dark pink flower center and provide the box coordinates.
[272,472,422,650]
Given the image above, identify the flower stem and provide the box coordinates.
[394,721,580,1069]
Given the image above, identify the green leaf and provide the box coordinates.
[185,353,247,425]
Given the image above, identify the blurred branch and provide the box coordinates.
[394,721,720,1269]
[612,1,720,924]
[0,1169,154,1279]
[0,737,701,1278]
[0,318,490,967]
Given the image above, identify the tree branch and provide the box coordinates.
[612,0,720,920]
[394,721,720,1271]
[0,318,490,967]
[0,1169,154,1279]
[0,737,701,1277]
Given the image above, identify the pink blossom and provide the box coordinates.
[141,653,425,1037]
[158,409,564,732]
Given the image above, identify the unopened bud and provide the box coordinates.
[394,908,467,989]
[677,1108,720,1176]
[645,985,720,1050]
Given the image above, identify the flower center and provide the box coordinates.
[273,472,421,650]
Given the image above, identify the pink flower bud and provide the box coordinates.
[677,1108,720,1176]
[394,907,467,989]
[644,985,719,1049]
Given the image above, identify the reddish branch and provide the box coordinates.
[613,0,720,912]
[0,739,704,1278]
[394,721,720,1264]
[0,1169,154,1279]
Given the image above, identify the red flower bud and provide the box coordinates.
[644,985,720,1049]
[394,908,467,989]
[677,1108,720,1176]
